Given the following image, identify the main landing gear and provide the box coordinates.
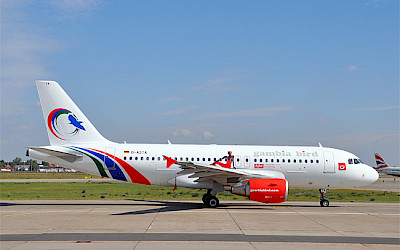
[202,189,219,208]
[319,188,329,207]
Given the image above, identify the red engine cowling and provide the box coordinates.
[231,178,288,204]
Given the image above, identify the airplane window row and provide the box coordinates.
[348,158,362,164]
[122,155,319,164]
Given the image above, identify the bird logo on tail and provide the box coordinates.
[48,108,85,140]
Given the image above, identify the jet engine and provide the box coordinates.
[231,178,288,204]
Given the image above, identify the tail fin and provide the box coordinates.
[36,80,109,145]
[374,153,389,170]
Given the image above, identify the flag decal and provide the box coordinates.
[338,163,346,170]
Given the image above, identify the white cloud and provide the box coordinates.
[356,105,399,111]
[197,106,296,120]
[317,118,329,124]
[51,0,100,19]
[158,96,181,103]
[365,0,382,7]
[203,131,214,140]
[173,129,193,137]
[191,68,250,94]
[160,105,202,116]
[341,65,360,71]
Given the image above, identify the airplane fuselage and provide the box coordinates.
[28,143,378,190]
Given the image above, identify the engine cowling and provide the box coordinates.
[231,178,288,204]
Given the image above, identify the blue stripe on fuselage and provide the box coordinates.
[73,147,127,181]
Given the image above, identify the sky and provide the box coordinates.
[1,0,399,166]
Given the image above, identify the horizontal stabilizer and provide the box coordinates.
[27,146,83,163]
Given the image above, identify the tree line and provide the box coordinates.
[0,157,50,169]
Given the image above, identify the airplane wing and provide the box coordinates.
[163,155,285,186]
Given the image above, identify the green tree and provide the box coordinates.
[0,160,5,167]
[13,157,22,165]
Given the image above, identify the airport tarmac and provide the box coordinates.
[1,200,399,250]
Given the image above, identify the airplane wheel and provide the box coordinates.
[320,199,329,207]
[205,196,219,208]
[202,194,212,204]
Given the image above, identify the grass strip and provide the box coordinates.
[1,182,399,202]
[0,172,100,179]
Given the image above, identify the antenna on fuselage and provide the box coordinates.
[319,143,323,147]
[168,140,172,145]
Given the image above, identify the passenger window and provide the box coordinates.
[208,158,211,161]
[203,158,206,161]
[316,160,319,163]
[299,159,302,163]
[271,159,274,163]
[245,158,249,162]
[265,159,268,163]
[146,157,149,161]
[277,159,279,163]
[237,158,240,162]
[135,157,138,160]
[141,157,144,160]
[282,159,285,163]
[310,160,313,163]
[180,157,183,161]
[152,157,155,161]
[305,160,307,163]
[293,159,296,163]
[354,159,360,164]
[214,158,216,162]
[174,157,177,160]
[191,157,194,161]
[186,157,189,161]
[288,159,290,163]
[254,159,257,163]
[157,157,160,161]
[129,157,132,160]
[348,159,353,164]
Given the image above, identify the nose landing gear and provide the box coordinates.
[319,188,329,207]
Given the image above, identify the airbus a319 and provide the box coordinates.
[27,81,379,207]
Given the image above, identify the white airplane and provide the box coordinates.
[27,81,379,207]
[374,153,400,177]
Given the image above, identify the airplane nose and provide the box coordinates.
[364,164,379,183]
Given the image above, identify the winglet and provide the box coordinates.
[163,155,178,168]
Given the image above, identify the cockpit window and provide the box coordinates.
[354,159,360,164]
[348,159,353,164]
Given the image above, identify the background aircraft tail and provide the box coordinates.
[36,80,109,145]
[374,153,389,170]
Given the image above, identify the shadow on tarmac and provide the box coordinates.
[0,200,328,216]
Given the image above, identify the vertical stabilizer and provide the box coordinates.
[374,153,389,169]
[36,80,109,145]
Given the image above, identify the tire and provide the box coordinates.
[202,194,210,204]
[320,199,329,207]
[206,196,219,208]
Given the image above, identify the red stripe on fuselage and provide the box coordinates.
[89,148,151,185]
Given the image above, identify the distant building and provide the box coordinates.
[38,164,77,173]
[14,165,29,171]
